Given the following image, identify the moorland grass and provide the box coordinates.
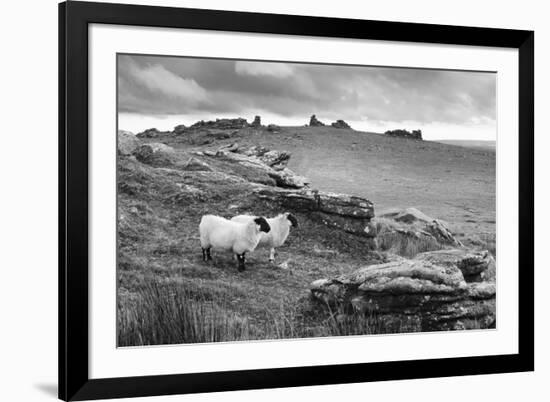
[117,280,413,346]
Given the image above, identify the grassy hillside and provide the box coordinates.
[117,143,387,345]
[118,124,495,345]
[173,126,496,248]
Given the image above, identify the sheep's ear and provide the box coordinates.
[287,213,299,228]
[254,217,271,233]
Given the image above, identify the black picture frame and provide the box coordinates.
[59,1,534,400]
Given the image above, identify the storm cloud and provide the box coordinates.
[118,54,496,136]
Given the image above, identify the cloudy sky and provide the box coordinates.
[118,54,496,141]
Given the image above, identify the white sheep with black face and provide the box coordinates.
[199,214,271,271]
[231,212,299,262]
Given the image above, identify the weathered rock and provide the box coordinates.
[256,188,373,218]
[267,124,281,132]
[238,145,269,157]
[254,187,375,237]
[425,219,463,247]
[415,249,495,282]
[215,149,307,189]
[331,120,352,129]
[118,130,141,155]
[173,124,187,135]
[179,157,213,172]
[236,146,291,170]
[250,115,262,128]
[378,208,462,247]
[384,129,423,140]
[380,207,433,224]
[481,257,496,282]
[190,118,248,130]
[136,128,170,139]
[309,114,325,127]
[317,192,375,218]
[262,150,291,170]
[272,167,310,188]
[133,143,176,167]
[310,257,495,331]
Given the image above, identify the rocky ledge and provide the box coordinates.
[331,120,352,129]
[310,249,495,331]
[136,128,171,139]
[415,248,495,282]
[189,117,249,130]
[208,144,309,189]
[384,129,423,140]
[255,187,376,238]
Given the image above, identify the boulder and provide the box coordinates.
[118,130,141,155]
[133,143,176,167]
[261,150,291,170]
[378,208,462,247]
[481,257,496,282]
[236,146,291,170]
[255,188,374,218]
[136,128,170,139]
[331,120,352,129]
[238,145,269,157]
[254,187,375,237]
[215,148,307,189]
[384,129,423,140]
[310,257,495,331]
[250,115,262,128]
[173,124,187,135]
[272,168,309,188]
[415,249,495,282]
[309,114,325,127]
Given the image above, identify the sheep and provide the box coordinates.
[199,214,271,271]
[231,212,298,262]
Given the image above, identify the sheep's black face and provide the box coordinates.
[254,217,271,233]
[286,213,299,228]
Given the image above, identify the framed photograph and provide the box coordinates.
[59,1,534,400]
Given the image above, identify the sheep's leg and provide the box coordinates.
[269,248,276,263]
[202,247,212,262]
[237,253,246,272]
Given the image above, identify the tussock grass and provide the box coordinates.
[118,281,251,346]
[117,280,401,346]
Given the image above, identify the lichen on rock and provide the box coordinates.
[310,255,495,331]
